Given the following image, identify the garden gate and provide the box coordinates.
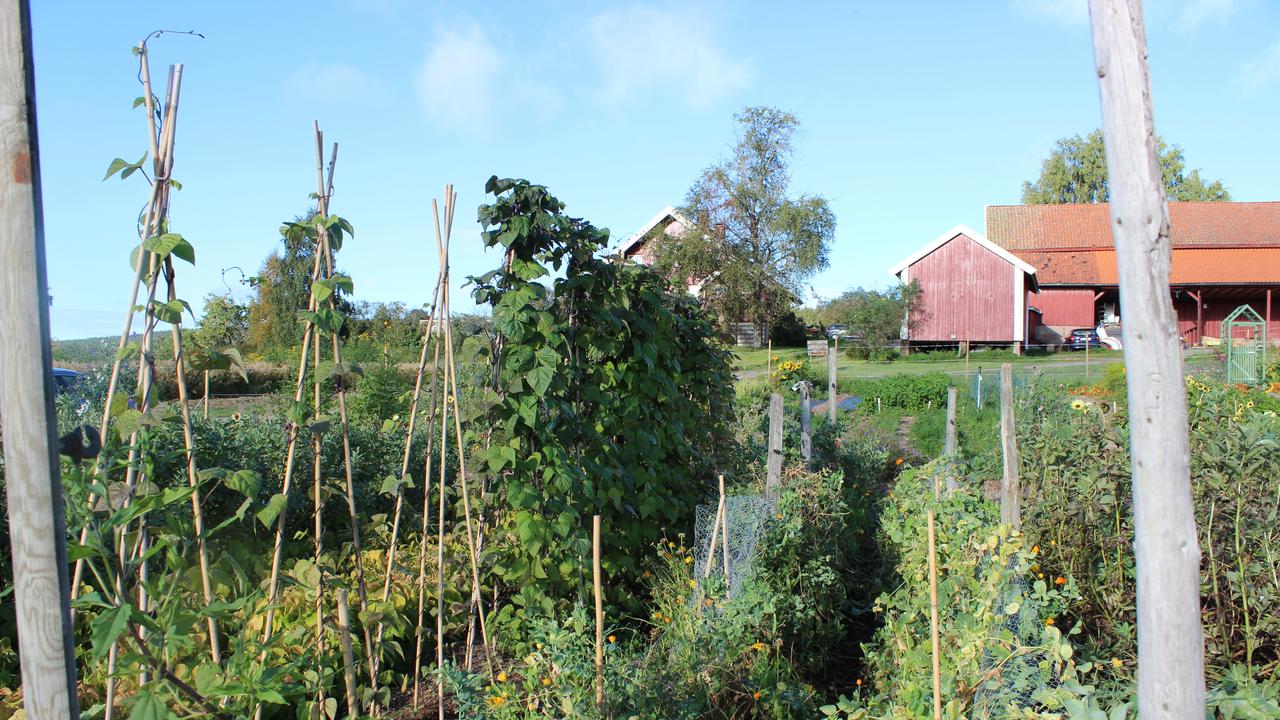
[1223,305,1267,386]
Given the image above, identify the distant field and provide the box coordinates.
[733,344,1126,379]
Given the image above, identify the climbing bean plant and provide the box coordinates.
[470,177,736,635]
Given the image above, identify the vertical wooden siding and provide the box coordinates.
[1033,288,1096,328]
[908,233,1015,342]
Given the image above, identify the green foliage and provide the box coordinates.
[825,465,1083,719]
[246,210,353,351]
[768,310,810,347]
[818,282,920,360]
[655,106,835,334]
[1018,378,1280,702]
[194,293,249,350]
[840,373,951,413]
[1022,129,1230,204]
[472,176,736,637]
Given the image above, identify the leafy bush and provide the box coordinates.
[823,465,1083,719]
[470,177,737,641]
[1019,377,1280,702]
[840,373,951,412]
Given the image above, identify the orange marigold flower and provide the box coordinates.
[895,457,904,465]
[752,691,762,700]
[1055,576,1067,585]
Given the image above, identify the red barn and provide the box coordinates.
[889,225,1039,351]
[986,202,1280,346]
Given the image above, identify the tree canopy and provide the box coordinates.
[818,282,920,360]
[1021,129,1230,204]
[655,106,834,333]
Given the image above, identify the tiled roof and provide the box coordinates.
[1016,248,1280,286]
[986,201,1280,250]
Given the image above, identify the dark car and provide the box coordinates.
[52,367,83,393]
[1063,328,1103,351]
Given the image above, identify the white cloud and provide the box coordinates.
[414,23,503,132]
[585,4,750,108]
[1009,0,1088,25]
[1239,34,1280,87]
[1173,0,1237,31]
[288,63,390,104]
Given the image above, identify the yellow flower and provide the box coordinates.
[668,541,676,548]
[688,579,697,589]
[608,634,617,644]
[1031,545,1039,555]
[684,556,693,564]
[664,616,672,624]
[488,695,507,708]
[750,641,767,652]
[752,691,762,700]
[1045,617,1055,626]
[856,678,863,687]
[541,677,553,687]
[497,672,508,682]
[1111,657,1123,668]
[527,700,539,711]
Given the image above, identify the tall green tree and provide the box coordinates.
[194,292,249,349]
[656,106,835,336]
[246,212,321,350]
[818,282,920,360]
[1022,129,1230,203]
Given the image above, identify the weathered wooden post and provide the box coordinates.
[827,339,838,422]
[944,386,958,493]
[0,2,81,716]
[999,363,1020,529]
[1089,1,1205,716]
[796,380,813,470]
[766,393,783,501]
[927,508,942,720]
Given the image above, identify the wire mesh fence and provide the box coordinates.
[691,494,772,601]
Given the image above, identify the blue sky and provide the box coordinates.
[31,0,1280,339]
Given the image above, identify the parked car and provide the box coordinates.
[1064,328,1103,351]
[52,367,83,393]
[825,323,849,339]
[1096,324,1123,350]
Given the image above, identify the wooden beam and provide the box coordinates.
[998,363,1020,529]
[766,393,783,501]
[1190,290,1203,346]
[1089,2,1205,718]
[0,1,81,716]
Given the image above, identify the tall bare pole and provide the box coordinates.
[1088,1,1205,717]
[0,1,80,716]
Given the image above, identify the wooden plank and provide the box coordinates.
[1088,1,1205,716]
[806,339,827,357]
[944,386,958,493]
[998,363,1020,529]
[0,1,81,716]
[766,393,783,501]
[798,381,813,470]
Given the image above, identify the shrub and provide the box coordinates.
[840,373,951,412]
[1019,378,1280,701]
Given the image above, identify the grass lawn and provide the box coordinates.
[733,344,1126,379]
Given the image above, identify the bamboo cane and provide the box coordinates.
[410,332,443,712]
[927,508,942,720]
[720,475,730,581]
[336,589,359,720]
[312,317,325,708]
[438,188,495,673]
[593,515,604,709]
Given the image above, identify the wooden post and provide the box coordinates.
[827,339,837,422]
[202,369,209,419]
[1089,2,1205,717]
[1266,288,1272,343]
[593,515,604,709]
[1085,336,1091,378]
[766,393,783,501]
[798,381,813,470]
[0,1,81,716]
[336,589,359,720]
[999,363,1020,529]
[944,386,958,493]
[927,509,942,720]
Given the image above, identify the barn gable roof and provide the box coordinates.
[888,224,1038,278]
[986,201,1280,251]
[613,206,696,258]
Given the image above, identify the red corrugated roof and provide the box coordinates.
[986,201,1280,250]
[1016,248,1280,286]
